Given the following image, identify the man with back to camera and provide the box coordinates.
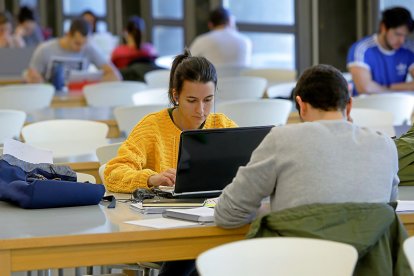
[189,6,252,67]
[347,6,414,95]
[214,64,399,229]
[25,18,121,84]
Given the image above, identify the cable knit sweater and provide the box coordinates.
[104,108,237,193]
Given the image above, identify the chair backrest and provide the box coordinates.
[266,82,297,99]
[241,68,297,86]
[215,65,248,78]
[350,108,395,137]
[22,119,109,142]
[132,88,171,106]
[114,104,166,136]
[76,172,96,184]
[83,81,147,107]
[196,237,358,276]
[217,76,267,101]
[352,93,414,125]
[99,163,106,185]
[217,99,292,127]
[0,109,26,144]
[404,236,414,273]
[96,142,122,165]
[0,84,54,112]
[144,69,170,88]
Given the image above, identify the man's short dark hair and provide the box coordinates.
[69,18,91,36]
[294,64,350,112]
[209,7,230,27]
[381,7,414,32]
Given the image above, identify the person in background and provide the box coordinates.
[215,64,399,228]
[0,11,24,48]
[189,6,252,67]
[14,6,44,47]
[347,7,414,95]
[25,18,121,83]
[111,15,157,69]
[81,10,97,33]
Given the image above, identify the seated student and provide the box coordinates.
[14,6,44,47]
[25,18,121,83]
[81,10,98,33]
[214,64,399,228]
[0,11,24,48]
[347,7,414,95]
[105,50,236,276]
[111,15,157,69]
[104,49,236,193]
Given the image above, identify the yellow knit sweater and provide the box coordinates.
[104,108,237,193]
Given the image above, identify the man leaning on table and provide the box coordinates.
[24,18,121,84]
[347,6,414,95]
[214,64,406,274]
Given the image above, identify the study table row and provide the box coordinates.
[1,191,414,275]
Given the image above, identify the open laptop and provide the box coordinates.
[158,125,273,198]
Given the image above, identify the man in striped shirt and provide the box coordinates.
[347,7,414,95]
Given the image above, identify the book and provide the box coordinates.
[162,207,215,223]
[142,198,206,208]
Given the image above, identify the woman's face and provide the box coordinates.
[174,80,215,130]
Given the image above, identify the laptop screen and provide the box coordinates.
[174,125,273,197]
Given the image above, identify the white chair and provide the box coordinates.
[352,93,414,125]
[132,88,170,106]
[350,108,395,137]
[241,68,297,87]
[266,81,296,99]
[114,104,166,136]
[96,142,122,165]
[21,119,109,163]
[83,81,147,107]
[144,69,170,88]
[0,84,54,112]
[217,76,267,102]
[76,172,96,183]
[404,236,414,273]
[196,237,358,276]
[217,99,292,127]
[0,109,26,144]
[215,65,248,78]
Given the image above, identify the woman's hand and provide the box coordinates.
[148,168,176,187]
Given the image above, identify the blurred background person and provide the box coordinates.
[0,11,24,48]
[111,15,157,69]
[15,6,44,47]
[189,6,252,67]
[81,10,97,33]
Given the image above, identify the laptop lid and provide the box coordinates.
[173,125,273,197]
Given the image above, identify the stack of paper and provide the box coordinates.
[163,207,215,223]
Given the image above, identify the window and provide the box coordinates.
[62,0,108,33]
[224,0,296,69]
[379,0,414,16]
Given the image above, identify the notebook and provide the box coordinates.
[159,125,273,198]
[163,207,215,223]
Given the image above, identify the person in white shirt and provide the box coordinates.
[189,6,252,67]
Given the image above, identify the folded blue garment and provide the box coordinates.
[0,154,105,209]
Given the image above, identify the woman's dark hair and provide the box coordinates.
[126,16,145,49]
[294,64,350,112]
[18,6,35,23]
[168,49,217,106]
[381,7,414,32]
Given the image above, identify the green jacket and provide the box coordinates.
[395,125,414,186]
[247,203,411,276]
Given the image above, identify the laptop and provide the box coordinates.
[0,47,35,78]
[158,125,273,198]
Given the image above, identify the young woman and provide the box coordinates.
[111,16,157,69]
[104,50,237,193]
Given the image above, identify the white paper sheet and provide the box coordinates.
[124,217,199,229]
[396,200,414,212]
[3,139,53,164]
